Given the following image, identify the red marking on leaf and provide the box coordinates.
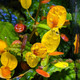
[33,50,38,56]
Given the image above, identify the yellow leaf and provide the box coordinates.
[41,28,60,53]
[1,52,18,70]
[25,52,39,68]
[31,43,47,58]
[54,62,68,68]
[20,0,32,9]
[0,40,7,55]
[47,5,67,29]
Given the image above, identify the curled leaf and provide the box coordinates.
[41,28,60,53]
[36,69,50,77]
[1,52,18,70]
[25,52,39,68]
[54,62,68,68]
[31,43,47,58]
[74,34,79,54]
[20,0,32,9]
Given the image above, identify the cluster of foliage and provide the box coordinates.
[0,0,80,80]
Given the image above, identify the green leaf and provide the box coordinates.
[48,69,75,80]
[0,21,19,46]
[11,70,15,77]
[37,24,50,39]
[78,70,80,79]
[68,62,75,69]
[47,65,62,75]
[37,24,50,30]
[20,69,36,80]
[57,37,71,58]
[76,61,80,70]
[37,28,48,39]
[69,70,76,79]
[41,55,49,67]
[41,55,50,71]
[22,41,32,58]
[25,20,34,31]
[64,62,75,70]
[65,76,72,80]
[65,76,71,80]
[66,13,72,20]
[7,44,21,54]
